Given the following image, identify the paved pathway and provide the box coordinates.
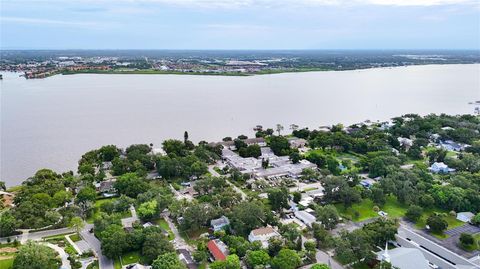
[44,242,71,269]
[65,234,83,254]
[121,205,139,228]
[80,224,113,269]
[79,257,95,269]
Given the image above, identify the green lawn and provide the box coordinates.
[43,233,74,241]
[154,219,175,240]
[69,233,81,242]
[414,209,465,230]
[87,198,131,223]
[335,195,466,235]
[335,196,407,222]
[0,256,15,269]
[114,251,140,269]
[180,227,209,245]
[335,199,378,222]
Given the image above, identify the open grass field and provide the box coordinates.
[0,256,14,269]
[335,195,464,238]
[335,196,406,222]
[335,199,378,222]
[414,209,464,230]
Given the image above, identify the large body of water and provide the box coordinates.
[1,64,479,186]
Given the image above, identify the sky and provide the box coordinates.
[1,0,479,50]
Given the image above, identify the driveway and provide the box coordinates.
[315,250,345,269]
[80,224,114,269]
[164,215,194,252]
[121,205,139,228]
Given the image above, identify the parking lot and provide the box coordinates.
[445,224,480,236]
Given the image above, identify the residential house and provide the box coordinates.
[439,140,469,152]
[178,249,197,269]
[101,161,113,170]
[207,239,229,261]
[288,137,307,149]
[248,227,280,248]
[294,210,317,227]
[0,191,14,208]
[95,178,116,193]
[360,178,376,188]
[244,137,267,147]
[397,137,413,150]
[211,216,230,232]
[429,162,455,173]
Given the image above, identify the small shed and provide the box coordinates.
[456,212,475,223]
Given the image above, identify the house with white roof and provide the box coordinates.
[429,162,455,173]
[248,227,280,248]
[456,212,475,223]
[294,210,317,227]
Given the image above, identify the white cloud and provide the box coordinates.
[11,0,476,7]
[1,17,96,27]
[364,0,476,6]
[135,0,477,7]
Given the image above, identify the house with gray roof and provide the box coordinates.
[211,216,230,231]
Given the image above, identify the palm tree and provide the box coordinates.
[276,124,284,136]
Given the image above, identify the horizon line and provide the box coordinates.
[2,48,480,51]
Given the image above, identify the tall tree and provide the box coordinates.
[152,252,186,269]
[276,124,284,136]
[271,249,301,269]
[13,241,59,269]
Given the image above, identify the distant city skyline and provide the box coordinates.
[1,0,479,50]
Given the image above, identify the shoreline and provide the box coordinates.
[4,112,479,190]
[2,62,479,79]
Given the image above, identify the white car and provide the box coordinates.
[378,211,388,217]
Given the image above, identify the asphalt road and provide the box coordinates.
[80,224,114,269]
[0,227,74,244]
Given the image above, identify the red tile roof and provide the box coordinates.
[207,240,227,261]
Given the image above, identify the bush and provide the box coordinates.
[405,205,423,222]
[471,213,480,226]
[426,214,448,234]
[459,233,474,246]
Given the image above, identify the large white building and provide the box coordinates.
[222,147,316,179]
